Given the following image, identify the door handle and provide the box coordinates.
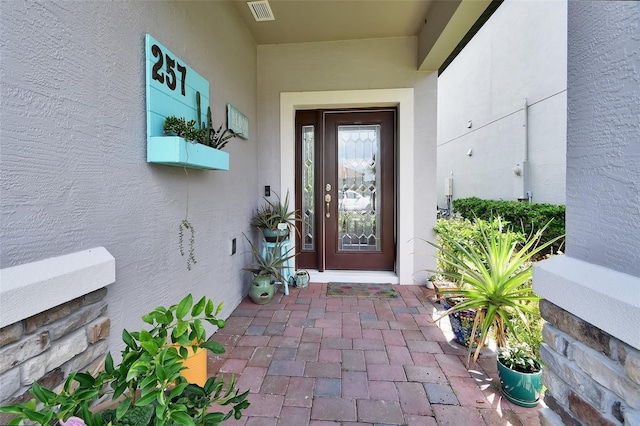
[325,194,332,218]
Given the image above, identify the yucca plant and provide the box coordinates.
[242,234,296,282]
[427,217,564,365]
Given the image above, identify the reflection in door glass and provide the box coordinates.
[302,125,315,251]
[337,125,381,252]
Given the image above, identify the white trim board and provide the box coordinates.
[307,270,399,284]
[280,89,415,284]
[0,247,116,328]
[533,255,640,349]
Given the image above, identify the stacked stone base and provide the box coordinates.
[539,299,640,426]
[0,288,110,424]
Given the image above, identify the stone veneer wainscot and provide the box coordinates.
[0,248,115,424]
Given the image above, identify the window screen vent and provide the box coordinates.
[247,1,275,22]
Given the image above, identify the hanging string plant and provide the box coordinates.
[165,92,238,271]
[178,219,196,271]
[177,127,196,271]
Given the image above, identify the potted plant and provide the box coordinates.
[148,91,236,171]
[0,294,250,425]
[426,217,563,365]
[497,343,543,407]
[243,235,296,304]
[251,191,302,242]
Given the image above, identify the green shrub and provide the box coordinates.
[433,217,525,276]
[452,197,565,254]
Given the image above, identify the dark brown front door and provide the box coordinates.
[295,109,396,271]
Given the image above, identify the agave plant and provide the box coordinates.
[427,217,564,365]
[242,234,296,282]
[251,191,304,235]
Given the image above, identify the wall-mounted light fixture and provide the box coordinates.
[467,120,472,128]
[467,148,473,157]
[513,163,522,176]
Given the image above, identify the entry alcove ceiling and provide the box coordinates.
[230,0,495,71]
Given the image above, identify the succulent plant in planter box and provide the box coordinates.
[0,294,250,426]
[163,92,237,150]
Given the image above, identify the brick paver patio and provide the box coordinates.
[208,283,542,425]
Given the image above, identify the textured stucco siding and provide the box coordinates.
[0,1,258,359]
[565,1,640,277]
[257,37,438,278]
[437,0,567,205]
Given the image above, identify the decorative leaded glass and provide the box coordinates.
[302,125,315,251]
[337,125,381,252]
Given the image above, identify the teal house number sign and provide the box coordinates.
[145,34,209,139]
[145,34,229,170]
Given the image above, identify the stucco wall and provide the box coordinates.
[0,1,258,359]
[257,37,438,279]
[535,3,640,423]
[437,0,567,206]
[565,0,640,277]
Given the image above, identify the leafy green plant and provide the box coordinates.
[452,197,565,254]
[433,217,525,275]
[498,342,541,374]
[426,217,564,365]
[0,294,250,426]
[242,234,296,282]
[505,302,544,360]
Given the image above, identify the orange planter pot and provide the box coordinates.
[171,344,208,386]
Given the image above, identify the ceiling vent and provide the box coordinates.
[247,1,275,22]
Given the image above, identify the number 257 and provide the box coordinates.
[151,44,187,96]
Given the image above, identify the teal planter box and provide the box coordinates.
[147,136,229,171]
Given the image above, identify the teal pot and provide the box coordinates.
[497,357,543,407]
[294,270,310,288]
[249,275,275,304]
[262,228,289,242]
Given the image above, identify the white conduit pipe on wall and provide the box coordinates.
[513,98,531,201]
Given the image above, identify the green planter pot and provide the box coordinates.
[497,357,543,408]
[262,228,289,243]
[249,275,275,304]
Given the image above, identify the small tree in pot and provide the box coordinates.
[0,294,250,425]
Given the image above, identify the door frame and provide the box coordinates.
[280,89,414,284]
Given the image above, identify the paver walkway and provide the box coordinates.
[208,283,542,425]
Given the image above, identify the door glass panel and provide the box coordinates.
[337,125,381,252]
[301,125,315,251]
